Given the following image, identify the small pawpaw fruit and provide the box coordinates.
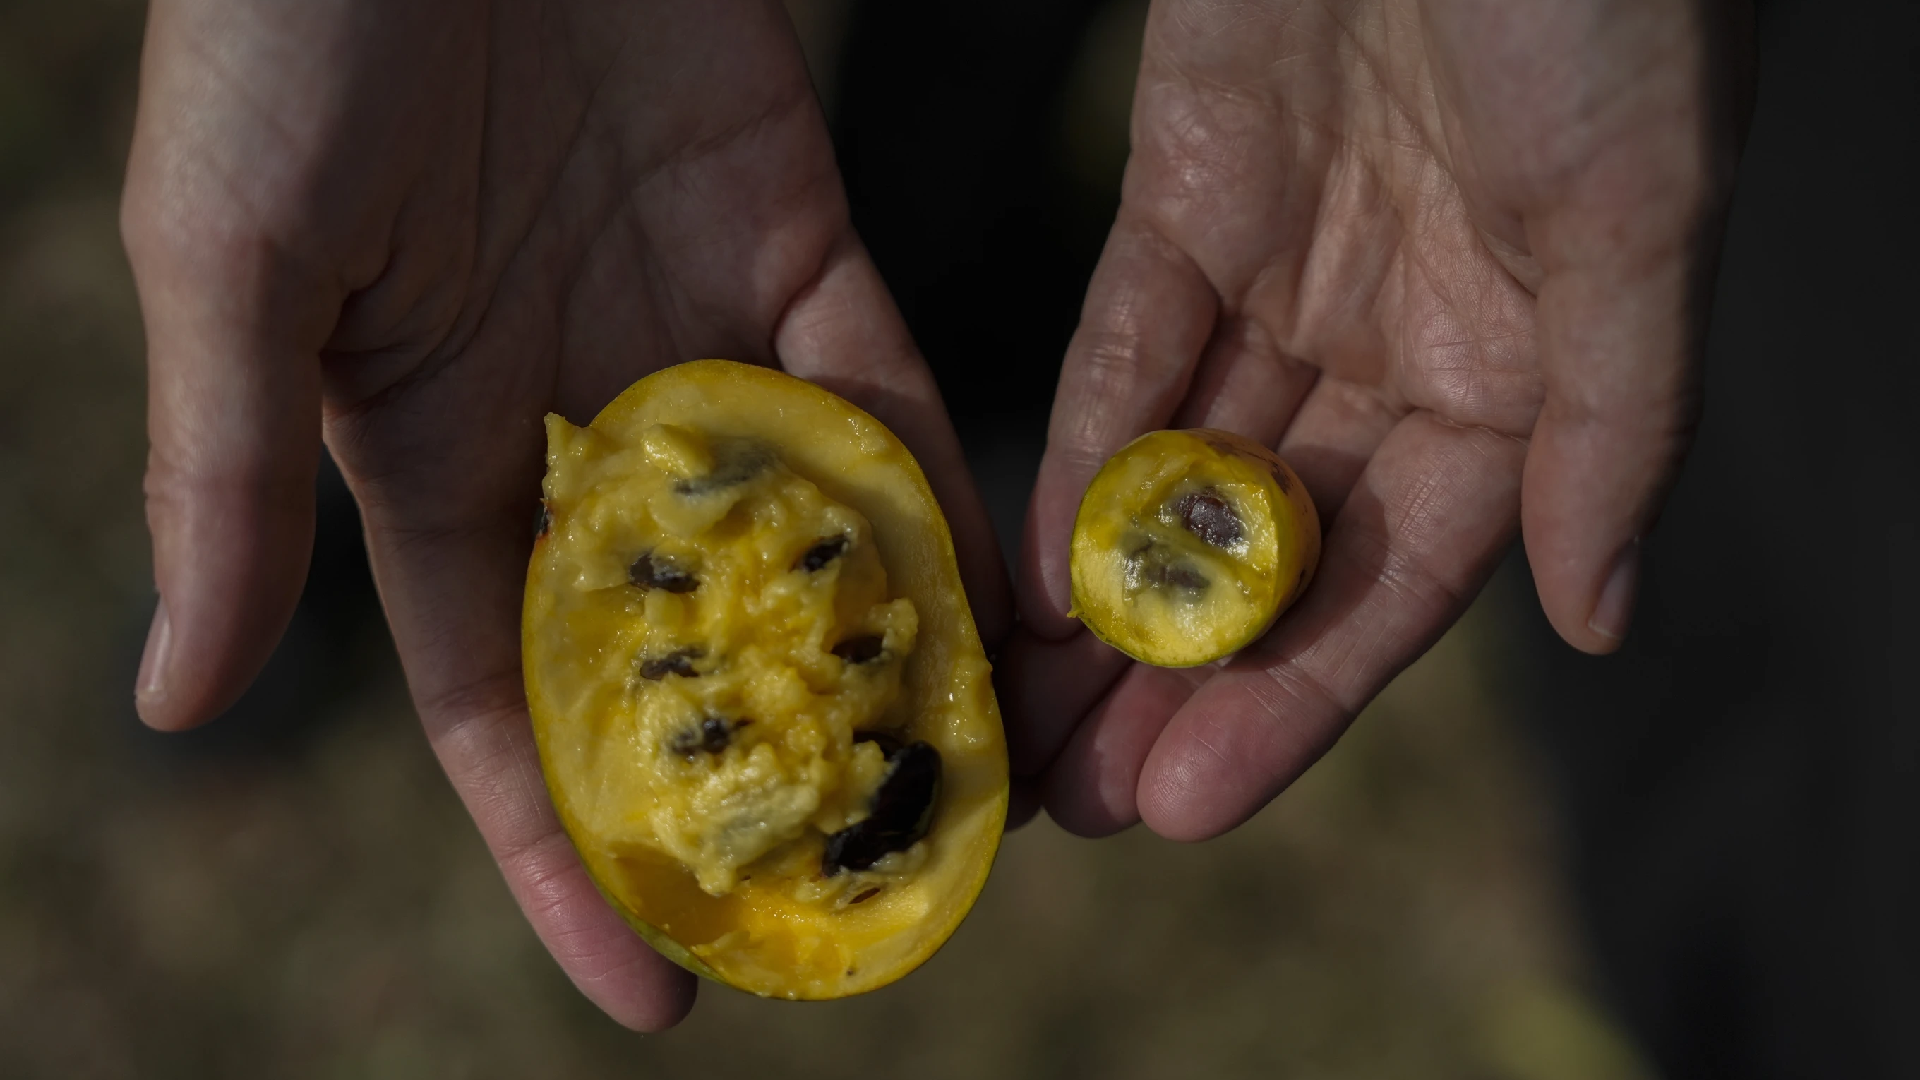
[522,360,1007,1000]
[1069,428,1320,668]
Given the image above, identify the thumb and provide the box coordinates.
[123,143,335,732]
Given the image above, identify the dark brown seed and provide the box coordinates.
[849,887,882,905]
[638,647,705,680]
[1129,545,1209,593]
[1148,560,1210,592]
[831,635,886,664]
[668,715,748,758]
[629,552,698,593]
[796,535,850,572]
[823,740,941,876]
[672,443,773,495]
[1174,489,1244,548]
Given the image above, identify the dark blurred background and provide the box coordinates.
[2,0,1912,1076]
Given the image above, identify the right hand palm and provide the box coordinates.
[1007,0,1746,838]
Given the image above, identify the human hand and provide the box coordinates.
[1008,0,1748,837]
[123,0,1009,1029]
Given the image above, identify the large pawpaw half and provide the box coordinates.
[523,360,1007,1000]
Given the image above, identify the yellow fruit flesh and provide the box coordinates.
[1070,429,1319,668]
[523,361,1006,1000]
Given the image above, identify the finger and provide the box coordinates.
[122,63,335,730]
[1167,315,1320,450]
[1274,374,1403,520]
[425,667,698,1032]
[998,621,1131,777]
[1041,663,1207,838]
[1524,218,1709,654]
[776,232,1013,649]
[345,464,697,1032]
[1027,378,1401,837]
[1437,0,1735,655]
[1024,214,1220,638]
[129,255,325,732]
[1137,412,1525,840]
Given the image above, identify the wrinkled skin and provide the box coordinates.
[1004,0,1750,838]
[123,0,1008,1030]
[126,0,1750,1032]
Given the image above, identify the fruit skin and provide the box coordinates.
[522,359,1008,1000]
[1069,428,1321,668]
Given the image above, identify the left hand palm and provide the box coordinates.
[124,0,1008,1028]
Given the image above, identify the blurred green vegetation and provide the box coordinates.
[0,1,1654,1076]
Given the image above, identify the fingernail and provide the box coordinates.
[1588,540,1640,643]
[136,598,172,708]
